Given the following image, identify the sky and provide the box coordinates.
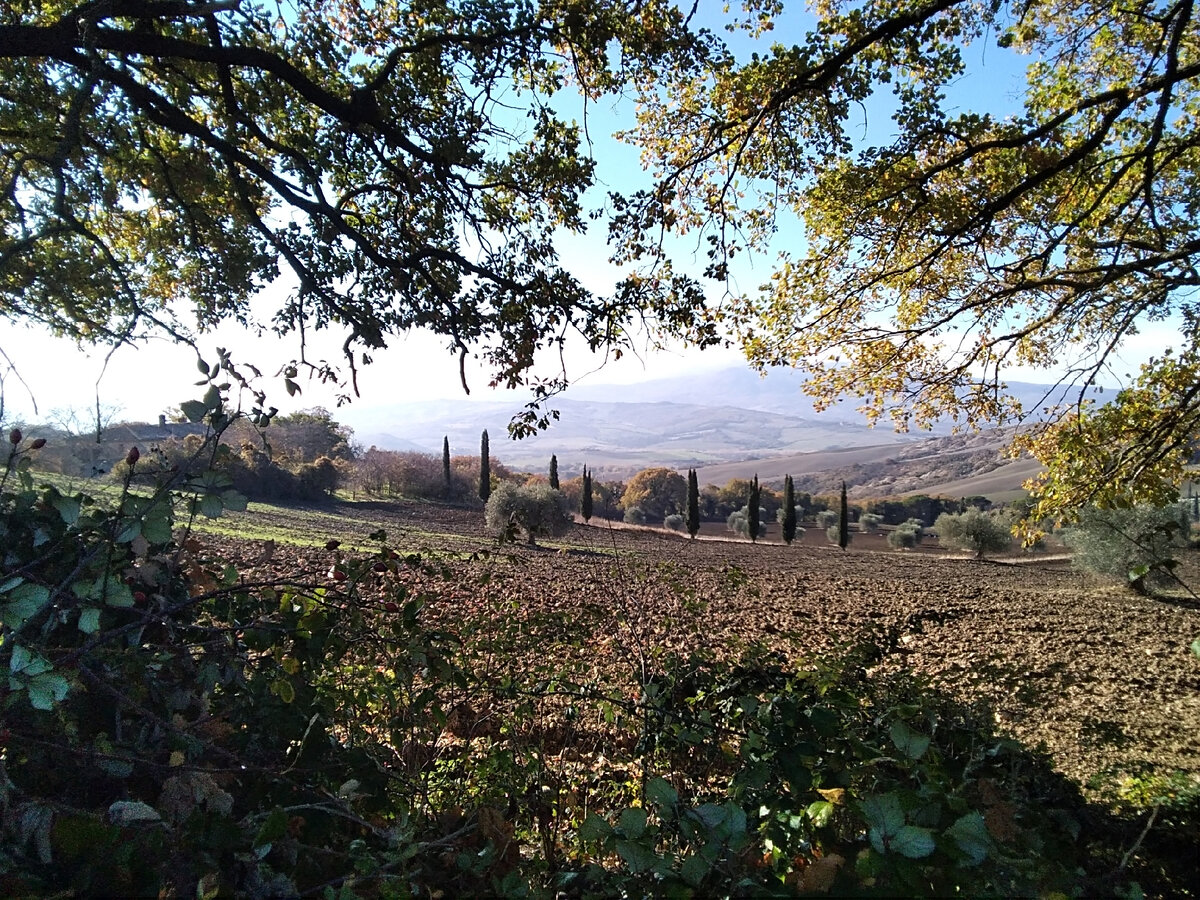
[0,5,1175,433]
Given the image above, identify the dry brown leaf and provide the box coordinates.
[801,852,845,893]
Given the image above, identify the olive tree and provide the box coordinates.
[485,482,571,546]
[1062,504,1191,595]
[934,510,1012,559]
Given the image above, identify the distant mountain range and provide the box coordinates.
[341,364,1101,495]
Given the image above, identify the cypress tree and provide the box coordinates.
[479,430,491,502]
[549,454,559,490]
[686,469,700,539]
[748,474,760,543]
[838,480,850,550]
[442,436,452,497]
[581,466,593,522]
[782,474,797,545]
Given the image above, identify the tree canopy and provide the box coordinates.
[1,0,711,429]
[623,466,687,521]
[621,0,1200,524]
[7,0,1200,521]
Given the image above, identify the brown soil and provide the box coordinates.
[205,501,1200,801]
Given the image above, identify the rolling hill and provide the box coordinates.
[342,364,1085,497]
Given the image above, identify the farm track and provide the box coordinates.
[200,498,1200,801]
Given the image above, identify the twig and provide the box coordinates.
[1118,803,1160,873]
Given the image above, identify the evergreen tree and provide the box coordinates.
[549,454,560,490]
[748,474,761,543]
[838,480,850,550]
[581,466,593,523]
[686,469,700,539]
[442,436,452,497]
[479,430,491,502]
[782,474,797,545]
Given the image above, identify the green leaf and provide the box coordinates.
[108,800,161,825]
[679,852,710,887]
[141,506,173,543]
[861,793,904,836]
[221,489,248,512]
[272,678,296,704]
[946,811,991,865]
[51,493,81,525]
[689,803,727,831]
[78,607,101,634]
[179,400,207,422]
[255,807,289,848]
[1190,637,1200,659]
[578,813,612,843]
[807,800,834,827]
[646,776,678,812]
[26,672,70,709]
[102,580,135,608]
[115,519,142,543]
[616,838,659,874]
[199,493,224,518]
[9,644,52,677]
[1,582,51,629]
[724,801,747,839]
[891,825,936,859]
[619,806,648,839]
[865,793,934,857]
[98,759,134,778]
[890,721,932,760]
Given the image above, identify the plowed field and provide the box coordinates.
[206,499,1200,801]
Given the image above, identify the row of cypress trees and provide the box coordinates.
[447,436,851,552]
[707,470,848,549]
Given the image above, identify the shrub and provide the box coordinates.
[485,482,572,545]
[1062,504,1190,594]
[728,506,768,539]
[559,648,1096,898]
[859,512,883,533]
[934,509,1012,558]
[664,513,686,532]
[888,525,920,550]
[816,509,839,529]
[623,505,647,525]
[825,523,851,546]
[776,505,803,525]
[903,517,926,538]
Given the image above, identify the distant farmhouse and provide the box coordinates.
[44,415,208,477]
